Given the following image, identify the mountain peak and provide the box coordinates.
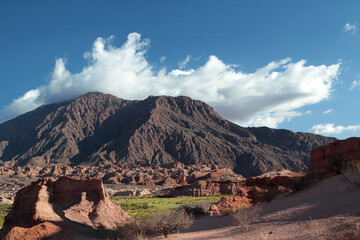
[0,92,335,177]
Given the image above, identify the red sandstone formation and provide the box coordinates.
[0,177,132,239]
[307,137,360,182]
[207,169,305,215]
[0,162,240,200]
[245,169,305,189]
[167,174,244,197]
[208,186,266,216]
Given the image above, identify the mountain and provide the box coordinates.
[0,92,336,177]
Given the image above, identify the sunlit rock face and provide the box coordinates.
[0,176,132,239]
[308,137,360,182]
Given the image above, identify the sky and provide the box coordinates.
[0,1,360,139]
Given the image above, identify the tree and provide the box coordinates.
[231,206,262,232]
[144,209,194,238]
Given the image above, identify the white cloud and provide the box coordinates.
[179,55,191,69]
[244,111,302,128]
[0,33,341,127]
[310,123,360,135]
[344,23,357,34]
[160,56,166,63]
[323,108,333,114]
[169,69,195,77]
[1,89,42,121]
[350,79,360,90]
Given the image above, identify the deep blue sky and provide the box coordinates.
[1,1,360,139]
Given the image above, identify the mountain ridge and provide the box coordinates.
[0,92,336,177]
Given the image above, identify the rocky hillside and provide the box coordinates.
[0,92,335,177]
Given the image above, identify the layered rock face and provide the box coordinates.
[307,137,360,182]
[208,187,258,216]
[0,177,132,239]
[245,169,305,189]
[167,174,244,197]
[0,92,335,177]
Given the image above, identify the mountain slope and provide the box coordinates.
[0,92,335,177]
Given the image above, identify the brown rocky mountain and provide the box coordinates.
[0,92,335,177]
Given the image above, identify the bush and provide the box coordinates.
[307,217,360,240]
[340,218,360,239]
[116,221,147,240]
[181,205,206,218]
[143,209,194,238]
[335,219,360,239]
[231,205,262,232]
[307,218,331,240]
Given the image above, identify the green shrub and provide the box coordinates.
[0,204,12,229]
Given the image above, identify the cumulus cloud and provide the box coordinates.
[344,23,357,34]
[0,33,341,127]
[243,111,302,128]
[1,89,42,122]
[323,108,333,114]
[310,123,360,135]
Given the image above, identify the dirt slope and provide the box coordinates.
[158,175,360,239]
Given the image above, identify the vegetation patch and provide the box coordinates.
[0,204,11,229]
[111,195,228,219]
[116,209,194,239]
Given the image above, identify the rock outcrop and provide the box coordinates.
[0,163,241,199]
[166,174,244,197]
[207,188,253,216]
[207,169,305,215]
[0,177,132,239]
[0,92,335,178]
[2,222,63,240]
[245,169,305,189]
[307,137,360,182]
